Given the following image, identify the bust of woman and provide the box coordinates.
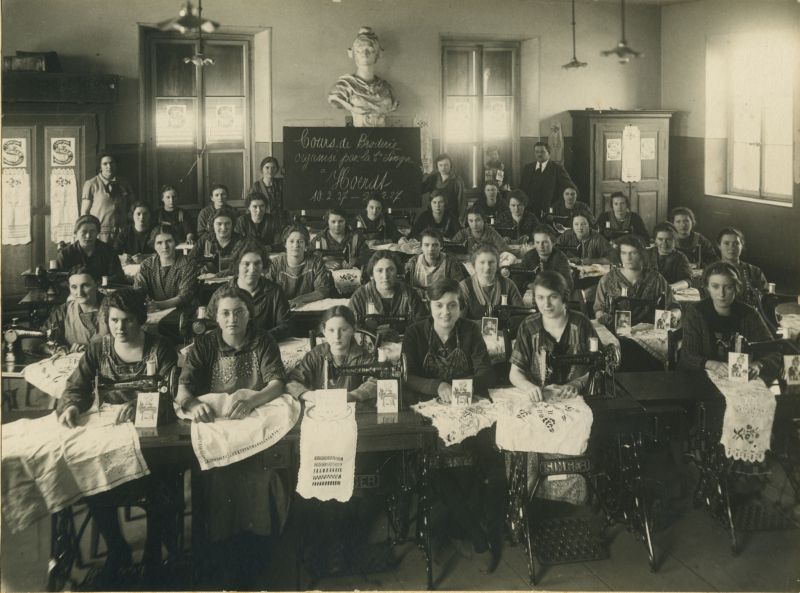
[327,27,398,127]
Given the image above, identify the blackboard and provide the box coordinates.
[283,126,422,211]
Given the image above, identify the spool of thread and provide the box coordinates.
[501,294,508,306]
[606,221,611,228]
[621,286,628,297]
[101,276,109,287]
[768,283,776,294]
[197,306,207,319]
[549,207,554,214]
[301,209,307,217]
[146,359,157,376]
[48,259,57,270]
[367,301,377,315]
[387,208,393,215]
[589,337,599,352]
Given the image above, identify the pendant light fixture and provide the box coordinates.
[562,0,587,69]
[158,0,218,67]
[601,0,642,64]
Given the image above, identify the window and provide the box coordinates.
[442,42,519,190]
[143,32,253,210]
[706,33,795,203]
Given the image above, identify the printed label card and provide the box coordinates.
[135,392,160,428]
[784,355,800,386]
[377,379,399,414]
[451,379,473,406]
[728,352,749,383]
[654,309,672,332]
[615,310,632,336]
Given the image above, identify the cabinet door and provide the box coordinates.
[1,126,37,299]
[593,120,669,234]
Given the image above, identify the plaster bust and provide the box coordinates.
[327,27,398,127]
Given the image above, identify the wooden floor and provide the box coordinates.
[2,467,799,591]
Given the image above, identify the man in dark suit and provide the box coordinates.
[520,141,574,220]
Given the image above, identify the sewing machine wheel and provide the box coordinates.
[3,329,19,344]
[603,344,620,372]
[399,353,408,383]
[163,366,180,398]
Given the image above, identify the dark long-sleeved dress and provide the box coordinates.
[521,248,574,292]
[354,213,402,243]
[348,280,427,336]
[268,253,334,301]
[113,224,153,257]
[208,277,292,341]
[421,173,466,225]
[57,240,125,282]
[676,231,718,268]
[286,342,377,403]
[458,276,524,321]
[134,253,199,310]
[597,210,649,241]
[494,209,540,241]
[409,210,462,240]
[155,208,193,243]
[594,266,671,326]
[647,248,692,285]
[190,233,245,275]
[234,213,280,247]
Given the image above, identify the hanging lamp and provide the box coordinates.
[158,0,218,67]
[562,0,587,69]
[601,0,643,64]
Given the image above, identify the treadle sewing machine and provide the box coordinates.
[311,241,351,263]
[441,239,468,255]
[361,312,410,339]
[18,266,70,325]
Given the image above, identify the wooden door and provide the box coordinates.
[592,119,669,234]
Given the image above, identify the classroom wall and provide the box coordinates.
[661,0,800,284]
[2,0,662,183]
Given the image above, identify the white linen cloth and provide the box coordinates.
[708,372,777,463]
[145,306,177,326]
[2,168,32,245]
[279,337,313,372]
[331,268,362,295]
[296,403,357,502]
[629,322,670,365]
[50,167,79,244]
[673,287,701,303]
[411,398,497,447]
[492,388,593,455]
[368,240,421,255]
[293,298,350,313]
[1,405,149,533]
[21,352,83,399]
[175,392,300,471]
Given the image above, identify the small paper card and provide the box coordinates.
[312,388,348,416]
[377,379,400,414]
[451,379,473,406]
[728,352,749,383]
[481,316,499,340]
[654,309,672,332]
[135,392,160,428]
[615,311,632,335]
[784,355,800,385]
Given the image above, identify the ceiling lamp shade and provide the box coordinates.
[157,1,219,34]
[601,0,643,64]
[562,0,587,69]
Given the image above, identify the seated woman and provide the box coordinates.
[451,207,510,254]
[474,182,508,221]
[177,285,289,589]
[495,189,540,242]
[670,206,718,268]
[421,153,466,225]
[679,262,780,383]
[401,278,503,572]
[408,189,461,240]
[57,214,125,282]
[349,250,426,337]
[404,227,468,292]
[44,265,108,353]
[154,185,194,244]
[596,192,649,242]
[235,192,279,247]
[113,200,154,262]
[520,225,574,293]
[458,243,523,321]
[248,157,285,226]
[190,208,244,276]
[546,185,595,229]
[354,194,402,243]
[286,305,377,403]
[57,289,181,586]
[508,271,599,506]
[555,213,615,265]
[196,184,230,237]
[269,225,335,308]
[208,241,292,342]
[648,222,692,290]
[312,208,370,270]
[594,234,671,327]
[716,227,769,308]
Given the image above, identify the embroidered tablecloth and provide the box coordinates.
[293,298,350,313]
[411,398,497,447]
[1,405,149,533]
[21,352,83,399]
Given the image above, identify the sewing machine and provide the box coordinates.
[95,366,180,426]
[324,352,408,409]
[311,242,351,263]
[441,240,468,255]
[3,321,55,367]
[544,348,618,397]
[190,306,217,339]
[500,264,538,281]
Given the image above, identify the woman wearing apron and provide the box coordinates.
[44,265,108,352]
[401,278,505,573]
[177,285,288,589]
[458,243,523,321]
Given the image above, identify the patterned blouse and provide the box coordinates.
[268,253,334,300]
[134,253,199,309]
[594,266,671,325]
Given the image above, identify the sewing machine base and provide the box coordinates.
[529,516,608,565]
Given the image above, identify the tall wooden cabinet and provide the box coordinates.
[569,110,673,232]
[2,72,119,307]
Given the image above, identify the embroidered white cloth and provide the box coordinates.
[673,287,701,303]
[2,168,31,245]
[331,268,362,295]
[175,391,300,471]
[50,167,79,244]
[492,388,593,455]
[296,403,357,502]
[1,405,149,533]
[279,337,313,371]
[573,263,610,279]
[629,323,670,365]
[198,273,233,284]
[293,298,350,313]
[121,259,142,282]
[21,352,83,399]
[708,372,777,463]
[411,398,497,447]
[368,240,421,255]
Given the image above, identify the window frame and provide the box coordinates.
[441,40,521,191]
[141,30,255,211]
